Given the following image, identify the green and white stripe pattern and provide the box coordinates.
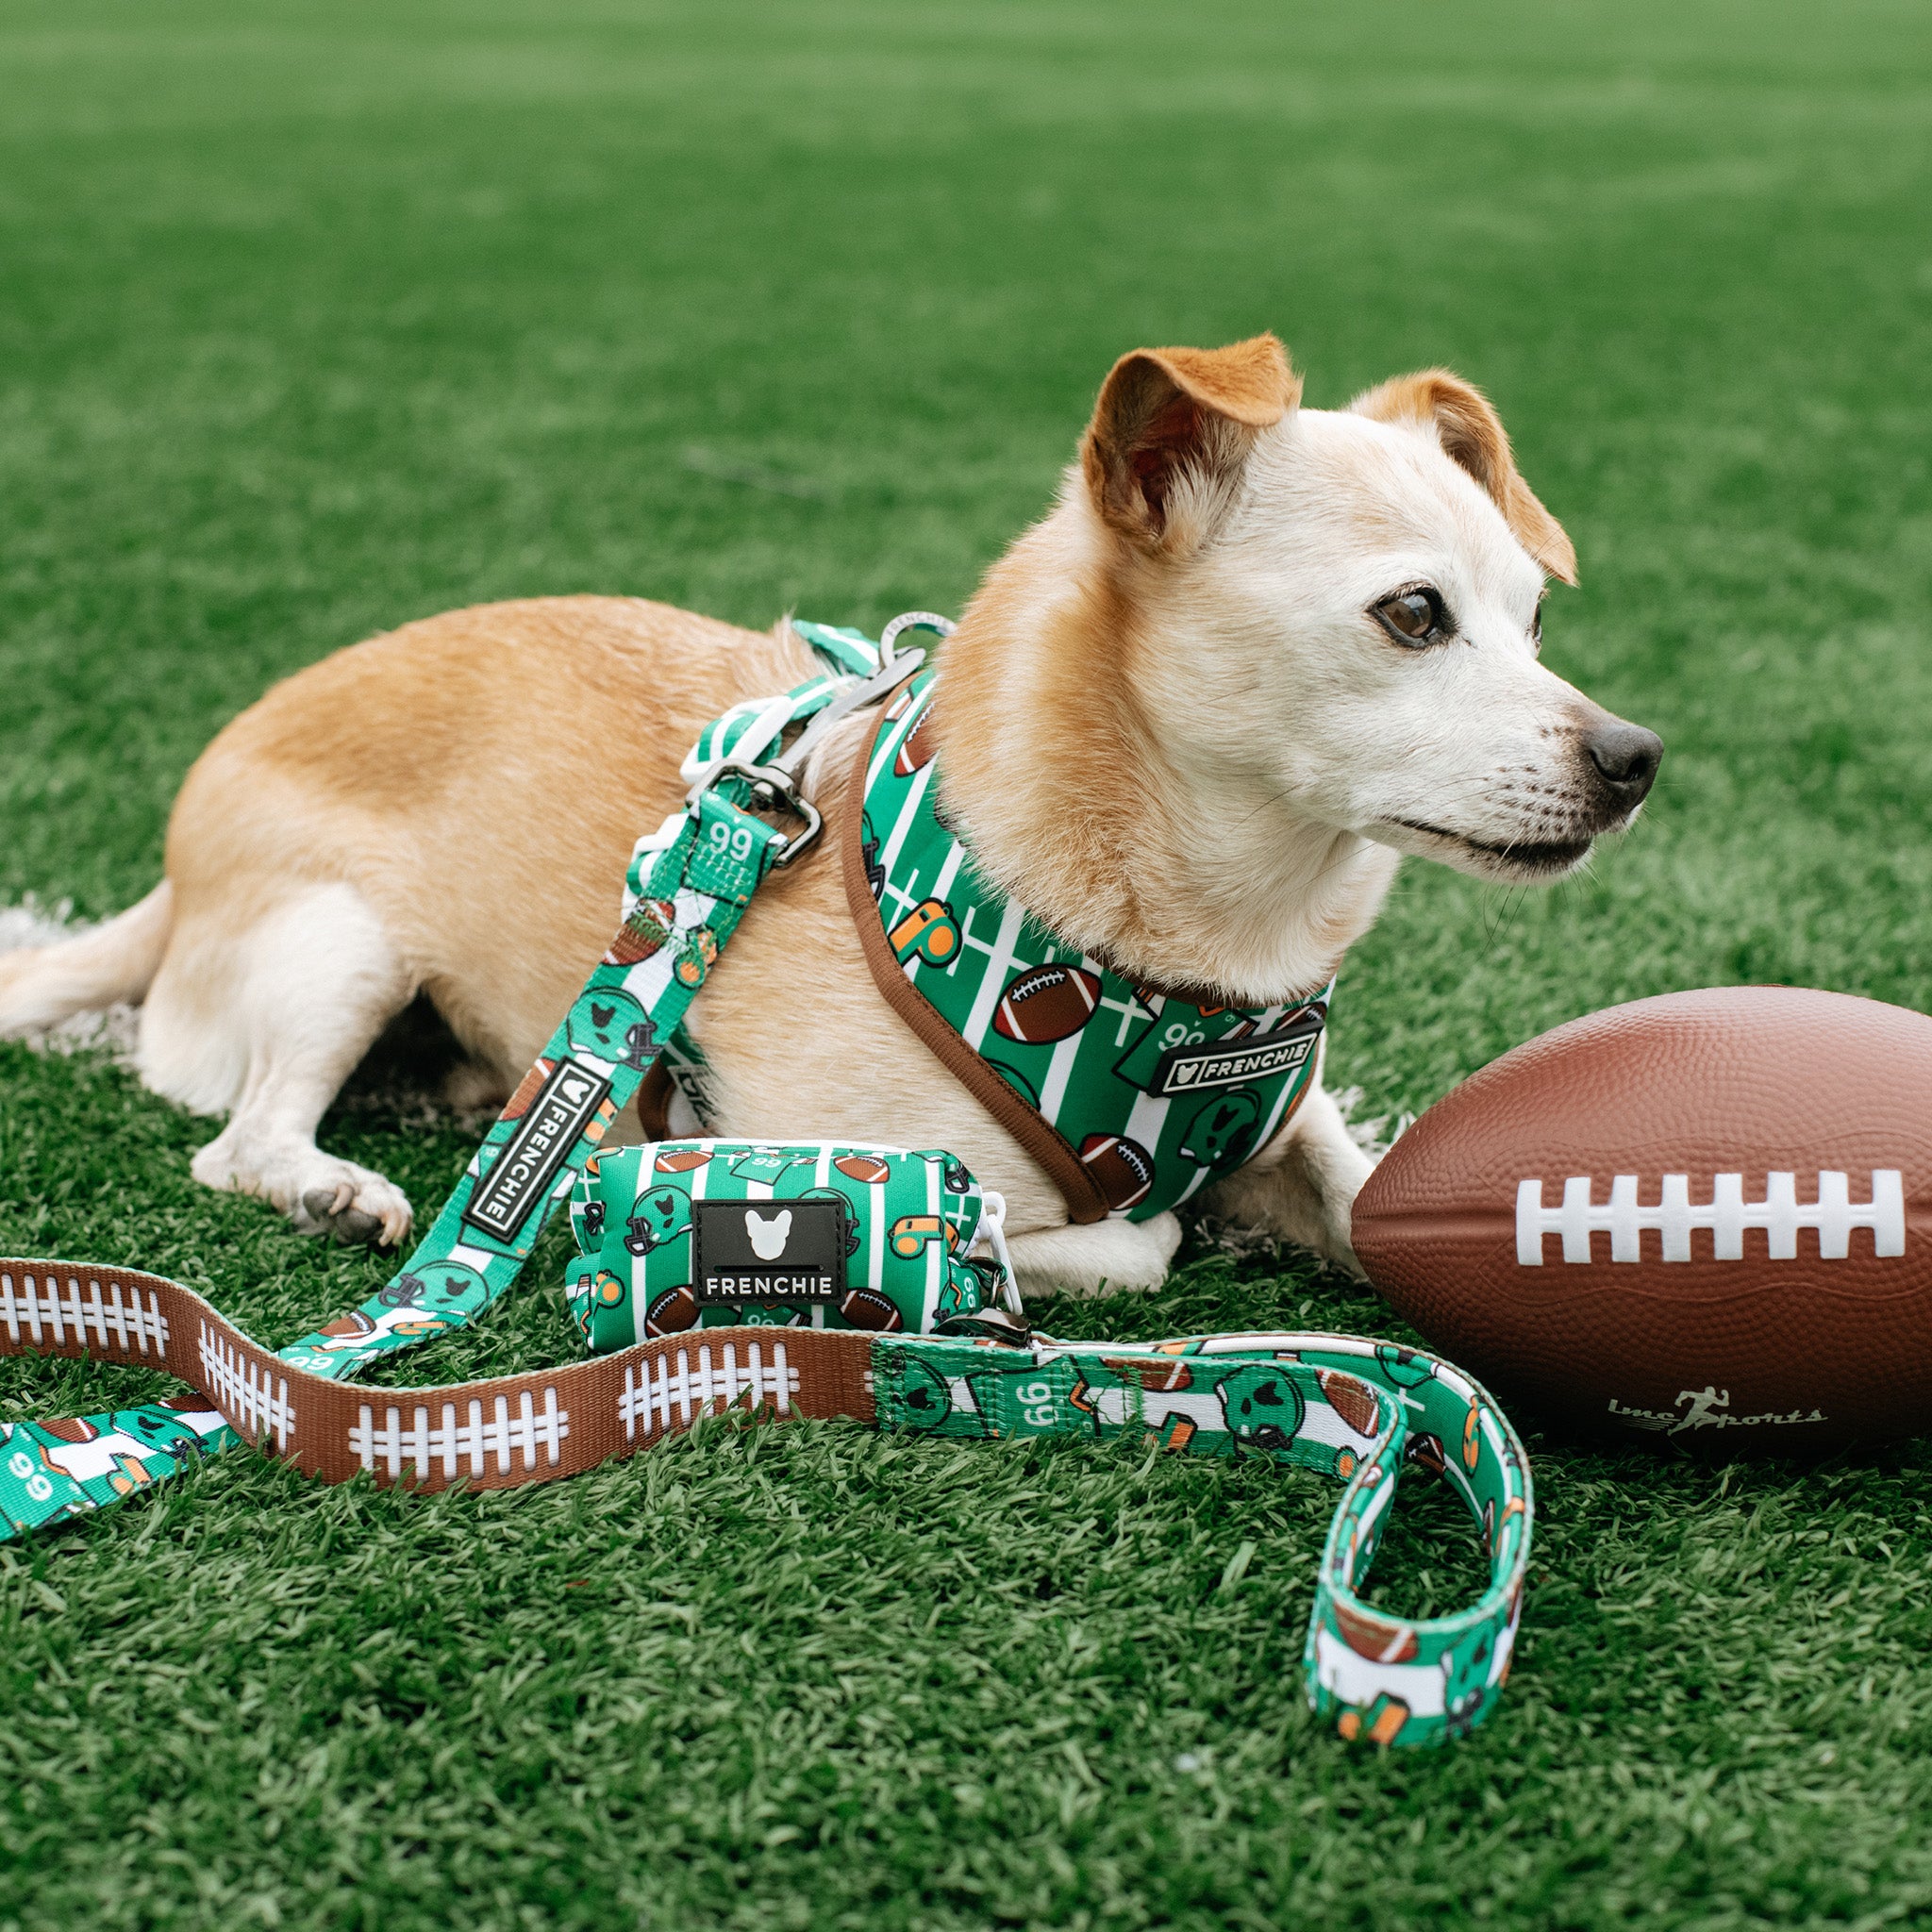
[860,665,1335,1221]
[565,1141,1008,1347]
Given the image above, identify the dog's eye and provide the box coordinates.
[1372,588,1449,647]
[1531,600,1544,655]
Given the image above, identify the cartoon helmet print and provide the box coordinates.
[1214,1362,1307,1454]
[1178,1090,1262,1168]
[625,1184,691,1256]
[566,988,658,1069]
[377,1260,491,1318]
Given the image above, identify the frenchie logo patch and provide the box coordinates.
[1149,1006,1325,1098]
[463,1060,612,1243]
[692,1197,848,1306]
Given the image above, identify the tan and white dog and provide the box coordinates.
[0,336,1659,1296]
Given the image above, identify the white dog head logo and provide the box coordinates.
[744,1208,791,1261]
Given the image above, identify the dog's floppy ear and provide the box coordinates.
[1081,335,1301,552]
[1350,370,1578,585]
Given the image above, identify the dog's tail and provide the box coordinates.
[0,880,174,1036]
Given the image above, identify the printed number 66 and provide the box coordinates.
[708,821,756,863]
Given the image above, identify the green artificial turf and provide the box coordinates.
[2,1,1931,1924]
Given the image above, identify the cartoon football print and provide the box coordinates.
[839,1288,904,1332]
[1077,1133,1156,1211]
[654,1147,711,1173]
[892,708,940,776]
[833,1153,891,1185]
[992,963,1102,1043]
[1332,1600,1422,1665]
[643,1285,700,1336]
[1316,1369,1383,1439]
[500,1058,556,1122]
[604,896,675,967]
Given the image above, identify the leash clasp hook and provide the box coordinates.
[686,758,824,867]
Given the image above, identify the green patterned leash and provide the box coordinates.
[0,622,930,1540]
[877,1323,1530,1747]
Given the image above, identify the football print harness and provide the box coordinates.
[844,662,1332,1224]
[0,614,1531,1749]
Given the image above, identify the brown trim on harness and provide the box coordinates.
[634,1060,676,1141]
[841,697,1113,1225]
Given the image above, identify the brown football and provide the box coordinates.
[1352,988,1932,1447]
[993,963,1102,1044]
[1078,1133,1156,1212]
[643,1285,700,1336]
[893,709,940,777]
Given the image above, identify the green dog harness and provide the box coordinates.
[0,614,1533,1748]
[847,662,1334,1224]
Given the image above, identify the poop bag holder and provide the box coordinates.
[564,1141,1020,1346]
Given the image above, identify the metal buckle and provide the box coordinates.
[932,1307,1033,1348]
[685,758,824,867]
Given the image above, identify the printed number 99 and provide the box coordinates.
[1162,1022,1206,1049]
[1018,1380,1057,1429]
[8,1448,54,1502]
[709,822,757,864]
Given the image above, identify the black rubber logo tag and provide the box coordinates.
[462,1060,612,1244]
[1149,1006,1326,1098]
[692,1198,847,1306]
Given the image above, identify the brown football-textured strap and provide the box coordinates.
[0,1261,874,1494]
[841,704,1112,1224]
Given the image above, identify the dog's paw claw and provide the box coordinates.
[299,1179,410,1250]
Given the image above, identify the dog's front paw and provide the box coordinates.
[291,1167,414,1249]
[1008,1211,1182,1300]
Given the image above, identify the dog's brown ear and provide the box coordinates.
[1081,335,1301,550]
[1350,370,1577,585]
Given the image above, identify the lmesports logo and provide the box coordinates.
[692,1198,847,1306]
[462,1061,612,1243]
[1607,1387,1828,1436]
[1515,1169,1906,1264]
[1149,1009,1324,1098]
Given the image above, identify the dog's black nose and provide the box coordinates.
[1584,718,1663,808]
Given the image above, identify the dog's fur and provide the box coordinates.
[0,337,1657,1295]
